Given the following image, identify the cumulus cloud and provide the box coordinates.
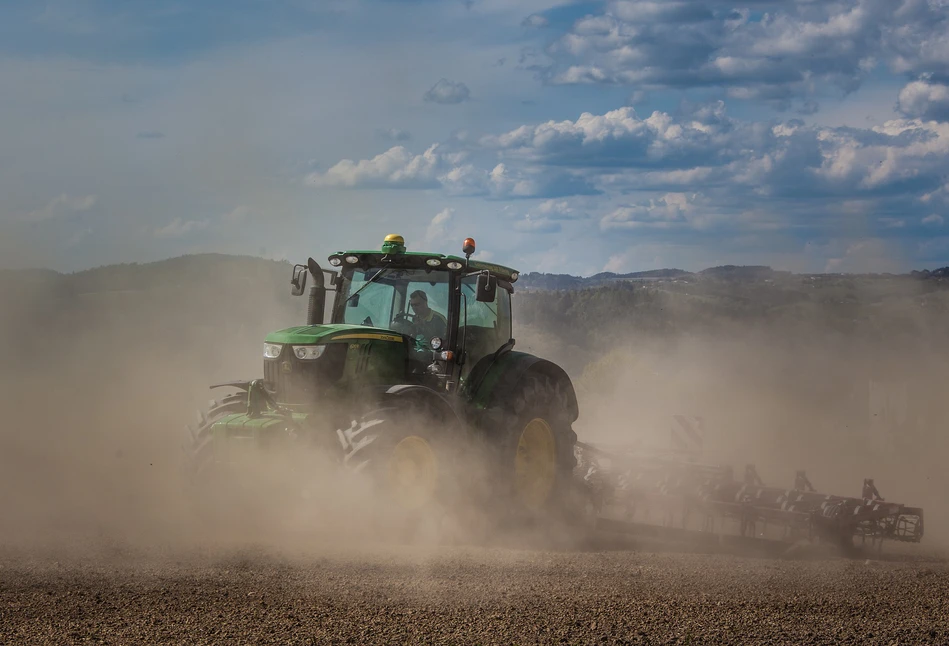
[542,0,949,110]
[513,215,561,233]
[311,100,949,244]
[532,198,591,220]
[423,207,454,244]
[600,193,698,230]
[898,80,949,122]
[441,163,599,199]
[521,13,549,28]
[923,213,945,226]
[153,217,209,239]
[423,79,471,104]
[483,103,949,204]
[481,103,756,170]
[25,194,97,221]
[306,145,444,189]
[310,145,597,197]
[813,118,949,193]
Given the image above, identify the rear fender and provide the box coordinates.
[465,351,579,423]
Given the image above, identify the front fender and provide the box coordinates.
[383,384,464,426]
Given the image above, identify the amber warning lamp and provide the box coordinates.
[462,237,476,259]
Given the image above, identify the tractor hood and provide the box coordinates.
[265,324,405,345]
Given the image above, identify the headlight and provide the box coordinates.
[430,337,443,351]
[446,261,463,270]
[263,343,282,359]
[426,258,441,267]
[329,257,342,267]
[345,255,359,264]
[292,345,326,360]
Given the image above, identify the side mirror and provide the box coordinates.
[290,264,307,296]
[476,272,497,303]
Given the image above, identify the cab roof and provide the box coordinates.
[328,235,520,283]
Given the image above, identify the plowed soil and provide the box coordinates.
[2,542,947,645]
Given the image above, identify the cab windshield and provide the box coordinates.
[333,267,451,343]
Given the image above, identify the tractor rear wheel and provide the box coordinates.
[496,373,578,522]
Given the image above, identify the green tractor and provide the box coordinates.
[185,234,580,524]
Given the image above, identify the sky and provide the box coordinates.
[2,0,949,276]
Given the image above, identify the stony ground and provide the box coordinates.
[2,540,947,646]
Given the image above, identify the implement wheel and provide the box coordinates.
[514,417,558,511]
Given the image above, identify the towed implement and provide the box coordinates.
[576,443,924,555]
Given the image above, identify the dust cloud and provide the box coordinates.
[521,284,949,550]
[0,259,946,563]
[0,261,371,562]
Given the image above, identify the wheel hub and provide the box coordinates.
[514,417,557,510]
[386,436,438,511]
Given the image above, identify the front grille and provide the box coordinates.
[263,344,347,405]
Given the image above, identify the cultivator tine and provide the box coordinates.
[863,478,883,501]
[794,471,815,492]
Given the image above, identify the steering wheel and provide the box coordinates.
[390,311,416,336]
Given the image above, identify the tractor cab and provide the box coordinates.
[281,234,518,397]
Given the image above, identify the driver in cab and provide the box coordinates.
[408,290,447,341]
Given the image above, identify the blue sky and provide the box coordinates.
[2,0,949,275]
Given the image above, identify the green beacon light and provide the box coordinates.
[382,234,406,254]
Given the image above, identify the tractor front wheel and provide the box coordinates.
[339,406,461,541]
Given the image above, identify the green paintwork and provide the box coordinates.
[328,241,519,283]
[338,334,407,387]
[462,350,531,410]
[380,238,406,254]
[212,411,304,434]
[210,412,304,462]
[265,324,405,345]
[466,260,520,282]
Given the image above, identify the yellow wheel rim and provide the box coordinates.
[514,418,557,510]
[386,436,438,511]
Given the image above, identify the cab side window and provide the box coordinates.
[460,276,512,375]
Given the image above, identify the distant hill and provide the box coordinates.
[516,264,949,291]
[3,253,949,380]
[517,268,691,291]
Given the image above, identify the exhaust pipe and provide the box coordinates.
[306,257,326,326]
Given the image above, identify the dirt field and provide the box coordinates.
[3,261,948,645]
[2,540,947,645]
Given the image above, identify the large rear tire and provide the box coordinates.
[493,372,582,530]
